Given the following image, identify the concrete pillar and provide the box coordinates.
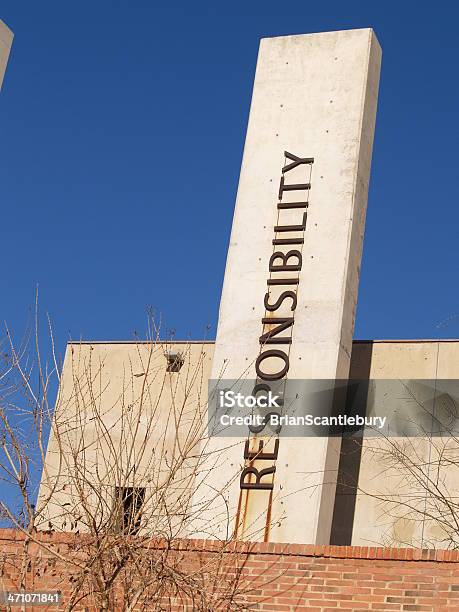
[193,29,381,545]
[0,20,13,91]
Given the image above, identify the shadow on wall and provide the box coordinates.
[330,341,373,545]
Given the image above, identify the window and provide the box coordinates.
[114,487,145,535]
[166,351,184,372]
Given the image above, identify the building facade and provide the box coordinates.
[38,339,459,548]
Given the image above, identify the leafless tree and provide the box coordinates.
[0,301,285,611]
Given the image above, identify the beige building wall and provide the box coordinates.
[335,340,459,548]
[40,339,459,548]
[37,341,215,536]
[0,19,13,90]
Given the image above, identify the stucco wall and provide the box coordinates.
[336,340,459,547]
[39,339,459,548]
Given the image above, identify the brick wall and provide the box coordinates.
[1,529,459,611]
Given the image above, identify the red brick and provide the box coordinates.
[3,529,459,611]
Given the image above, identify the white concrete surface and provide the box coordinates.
[194,29,382,544]
[0,19,13,91]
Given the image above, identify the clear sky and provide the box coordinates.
[1,1,458,354]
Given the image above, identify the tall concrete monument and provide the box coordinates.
[195,28,381,544]
[0,20,13,91]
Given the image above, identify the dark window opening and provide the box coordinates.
[166,352,184,372]
[114,486,145,535]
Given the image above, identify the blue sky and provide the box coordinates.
[1,1,459,354]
